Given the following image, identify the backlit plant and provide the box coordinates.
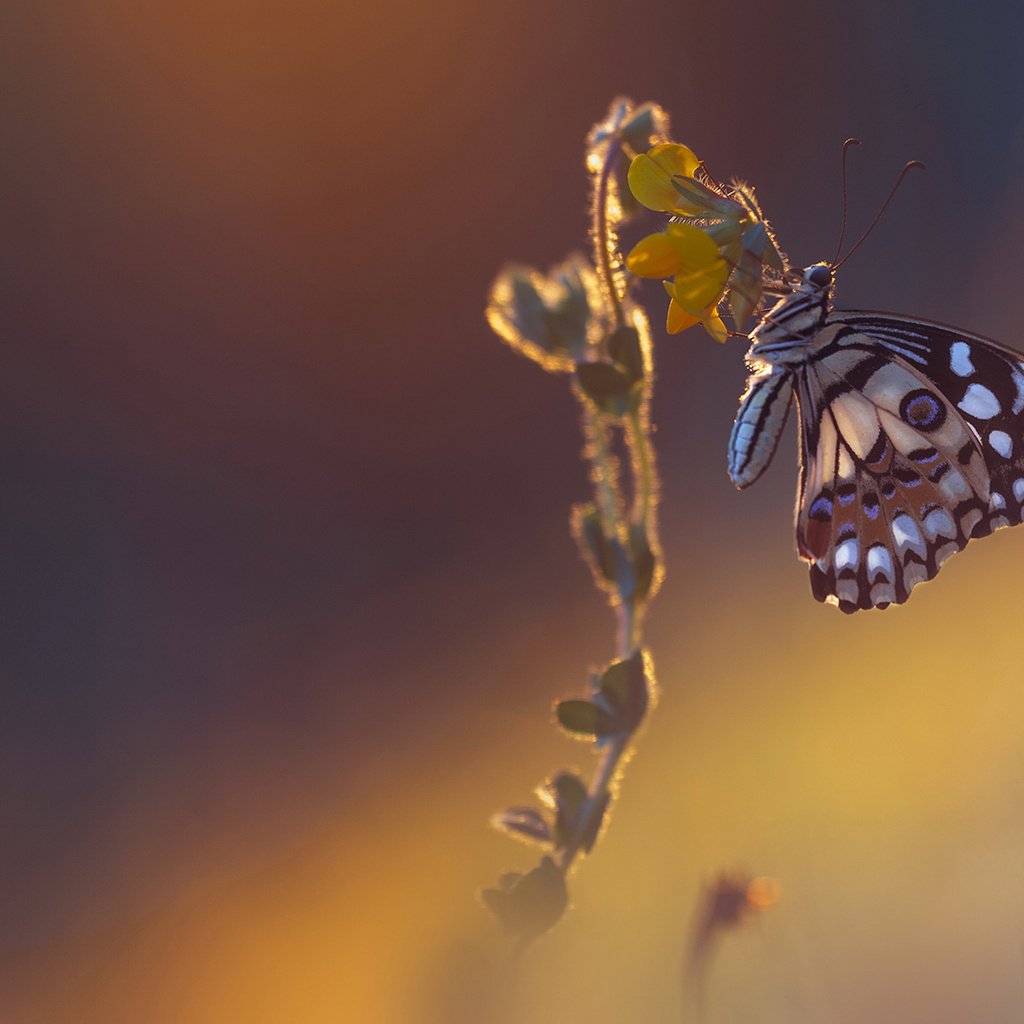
[483,96,784,951]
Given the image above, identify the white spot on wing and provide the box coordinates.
[923,507,955,540]
[989,430,1013,458]
[892,513,923,553]
[835,539,859,572]
[904,561,929,592]
[958,383,1001,419]
[950,341,975,377]
[1012,369,1024,415]
[866,545,893,580]
[991,492,1006,510]
[939,469,971,502]
[1014,478,1024,503]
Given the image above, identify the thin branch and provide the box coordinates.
[592,134,626,326]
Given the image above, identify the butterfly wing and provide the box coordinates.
[795,313,1024,611]
[728,362,794,488]
[833,312,1024,519]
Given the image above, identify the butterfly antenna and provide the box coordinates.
[833,159,925,270]
[831,138,861,265]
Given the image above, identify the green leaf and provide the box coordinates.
[547,259,597,360]
[724,223,773,326]
[599,653,641,710]
[556,699,620,737]
[576,360,632,397]
[728,252,765,327]
[548,771,611,855]
[628,522,659,603]
[728,266,758,326]
[741,220,768,257]
[610,534,638,603]
[492,806,552,846]
[762,231,785,271]
[598,650,649,730]
[498,871,523,892]
[620,104,666,155]
[482,856,568,940]
[671,176,744,218]
[550,771,589,849]
[486,255,598,372]
[553,772,587,804]
[571,509,642,603]
[704,218,745,246]
[575,360,638,418]
[607,325,645,384]
[570,502,616,585]
[719,238,743,267]
[507,270,551,346]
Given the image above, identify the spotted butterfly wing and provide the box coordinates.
[728,264,1024,612]
[795,313,1024,610]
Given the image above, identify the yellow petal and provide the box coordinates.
[627,142,703,214]
[650,142,700,178]
[626,232,685,278]
[664,223,722,269]
[667,259,728,316]
[666,298,700,334]
[701,307,728,344]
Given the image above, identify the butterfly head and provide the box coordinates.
[747,263,834,366]
[802,263,833,290]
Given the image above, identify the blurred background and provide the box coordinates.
[0,1,1023,1021]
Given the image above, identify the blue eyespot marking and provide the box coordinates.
[809,494,833,521]
[899,389,946,431]
[894,467,922,487]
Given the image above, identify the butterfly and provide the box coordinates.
[727,262,1024,612]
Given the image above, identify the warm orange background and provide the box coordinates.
[1,2,1023,1022]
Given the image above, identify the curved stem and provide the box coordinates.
[583,402,623,540]
[627,405,655,529]
[616,601,636,659]
[592,136,626,327]
[555,732,629,874]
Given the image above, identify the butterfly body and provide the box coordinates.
[729,263,1024,612]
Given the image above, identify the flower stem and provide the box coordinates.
[616,601,636,659]
[490,106,667,949]
[626,405,655,528]
[556,732,629,874]
[592,135,625,327]
[552,128,663,882]
[582,400,623,542]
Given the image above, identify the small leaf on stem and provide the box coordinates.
[571,502,616,585]
[575,360,637,418]
[481,856,569,940]
[556,699,620,738]
[491,806,553,846]
[598,650,650,732]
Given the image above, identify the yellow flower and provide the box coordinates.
[626,143,704,216]
[664,286,728,342]
[626,224,730,341]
